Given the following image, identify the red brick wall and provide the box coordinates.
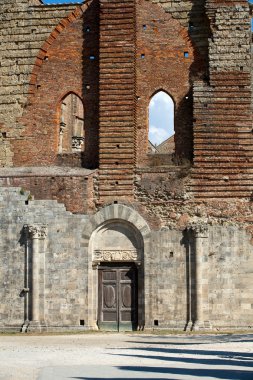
[98,0,136,203]
[135,0,202,166]
[97,0,205,205]
[13,0,99,169]
[6,0,252,207]
[0,174,95,214]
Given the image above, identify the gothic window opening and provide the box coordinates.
[59,93,84,154]
[148,91,174,154]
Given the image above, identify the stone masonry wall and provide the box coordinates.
[191,0,253,199]
[144,224,253,329]
[134,168,253,230]
[144,228,188,329]
[0,0,253,332]
[148,0,210,61]
[0,187,90,328]
[207,226,253,328]
[0,188,253,330]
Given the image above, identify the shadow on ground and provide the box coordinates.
[72,334,253,380]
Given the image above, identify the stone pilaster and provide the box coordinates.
[25,224,47,330]
[190,224,211,330]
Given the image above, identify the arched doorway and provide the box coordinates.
[90,219,144,331]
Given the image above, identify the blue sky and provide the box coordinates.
[43,0,253,5]
[43,0,253,29]
[42,0,83,3]
[149,91,174,146]
[43,0,253,31]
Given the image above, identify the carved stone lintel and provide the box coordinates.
[25,224,48,240]
[93,249,139,262]
[188,223,208,238]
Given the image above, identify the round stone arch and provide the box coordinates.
[85,204,150,330]
[91,219,143,264]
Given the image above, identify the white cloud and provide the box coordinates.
[149,124,169,145]
[149,98,155,108]
[156,91,173,105]
[150,91,173,108]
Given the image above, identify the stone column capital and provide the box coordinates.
[24,224,48,240]
[188,223,208,238]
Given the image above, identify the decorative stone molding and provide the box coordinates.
[93,249,139,262]
[59,121,66,134]
[72,136,84,151]
[25,224,48,240]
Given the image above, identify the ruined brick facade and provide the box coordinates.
[0,0,252,332]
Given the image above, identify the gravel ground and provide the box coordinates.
[0,333,252,380]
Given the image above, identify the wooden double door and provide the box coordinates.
[98,263,138,331]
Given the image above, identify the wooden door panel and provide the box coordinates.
[103,270,117,281]
[103,284,116,309]
[102,270,117,325]
[102,283,117,322]
[119,268,137,329]
[98,264,137,331]
[121,284,131,308]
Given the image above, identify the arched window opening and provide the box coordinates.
[59,93,84,154]
[148,91,174,154]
